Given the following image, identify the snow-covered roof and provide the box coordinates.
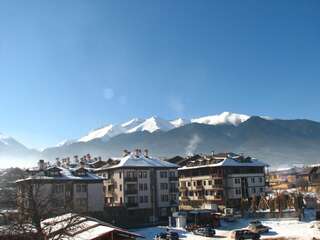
[178,157,267,170]
[102,153,178,169]
[16,166,102,182]
[42,213,143,240]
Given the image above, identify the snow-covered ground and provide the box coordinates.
[132,210,320,240]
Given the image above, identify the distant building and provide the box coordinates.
[178,153,268,210]
[16,160,104,215]
[94,149,179,225]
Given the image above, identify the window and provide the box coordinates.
[234,178,240,184]
[251,177,255,183]
[208,180,212,185]
[169,171,175,177]
[160,171,167,178]
[143,172,148,178]
[260,187,264,192]
[161,194,169,202]
[140,196,144,203]
[139,184,144,191]
[144,196,148,203]
[193,182,196,186]
[259,177,263,183]
[119,184,122,191]
[252,188,256,193]
[187,182,191,187]
[144,183,148,191]
[53,184,64,194]
[119,172,122,179]
[160,183,168,190]
[76,184,87,193]
[235,188,241,195]
[203,181,207,186]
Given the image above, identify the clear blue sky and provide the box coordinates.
[0,0,319,149]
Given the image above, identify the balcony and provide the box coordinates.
[179,185,188,191]
[105,178,115,185]
[124,176,138,182]
[180,196,189,202]
[169,176,178,181]
[125,189,138,195]
[126,202,138,208]
[169,188,178,193]
[195,185,204,190]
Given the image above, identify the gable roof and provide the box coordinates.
[101,153,178,170]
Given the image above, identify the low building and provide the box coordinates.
[178,153,268,210]
[16,160,104,216]
[42,213,143,240]
[95,149,179,225]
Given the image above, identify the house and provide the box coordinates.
[42,213,143,239]
[178,153,268,210]
[94,149,179,225]
[16,160,104,216]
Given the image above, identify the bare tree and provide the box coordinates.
[1,183,85,240]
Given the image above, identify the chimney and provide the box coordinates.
[66,157,70,166]
[98,156,102,161]
[144,149,149,158]
[87,153,91,161]
[38,159,45,170]
[135,149,140,157]
[123,149,130,157]
[74,155,79,163]
[80,161,85,168]
[211,151,215,156]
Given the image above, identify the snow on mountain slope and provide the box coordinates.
[56,139,76,147]
[192,112,250,126]
[170,118,190,128]
[127,116,175,133]
[0,133,24,147]
[78,124,125,142]
[121,118,144,130]
[75,112,253,143]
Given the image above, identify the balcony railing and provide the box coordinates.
[169,188,178,193]
[169,176,178,181]
[125,189,138,195]
[126,202,138,208]
[179,185,188,191]
[124,176,138,182]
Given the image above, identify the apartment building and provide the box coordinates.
[94,149,179,224]
[16,160,104,216]
[178,153,268,210]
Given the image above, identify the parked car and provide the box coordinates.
[229,229,260,240]
[247,220,271,234]
[154,231,179,240]
[193,226,215,237]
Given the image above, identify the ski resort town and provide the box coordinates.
[1,150,320,239]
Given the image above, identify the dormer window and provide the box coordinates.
[73,168,88,177]
[45,167,62,177]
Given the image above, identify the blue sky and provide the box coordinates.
[0,0,319,149]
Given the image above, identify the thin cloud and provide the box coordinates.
[168,97,185,116]
[103,88,114,100]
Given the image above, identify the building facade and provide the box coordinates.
[178,153,268,210]
[16,160,104,216]
[95,149,179,224]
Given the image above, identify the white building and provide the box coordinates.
[16,160,104,215]
[95,149,179,224]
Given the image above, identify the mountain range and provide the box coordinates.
[1,112,320,168]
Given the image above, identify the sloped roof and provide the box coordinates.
[102,153,178,169]
[16,166,102,183]
[178,157,267,170]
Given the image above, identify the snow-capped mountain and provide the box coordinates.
[170,118,190,128]
[78,124,125,142]
[191,112,250,126]
[75,112,252,143]
[0,133,26,148]
[127,116,175,133]
[56,139,76,147]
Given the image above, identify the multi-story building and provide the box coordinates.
[16,160,104,216]
[94,149,179,224]
[178,153,268,210]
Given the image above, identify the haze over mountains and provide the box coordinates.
[1,112,320,168]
